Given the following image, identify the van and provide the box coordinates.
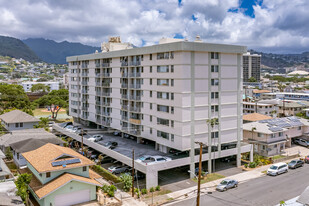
[267,162,288,176]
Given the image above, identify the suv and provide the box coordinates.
[267,162,288,176]
[142,156,172,165]
[103,141,118,149]
[295,138,309,147]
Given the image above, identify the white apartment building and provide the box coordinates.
[21,81,59,92]
[67,38,249,174]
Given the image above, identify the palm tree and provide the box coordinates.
[278,83,286,92]
[206,118,219,173]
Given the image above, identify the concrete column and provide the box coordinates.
[146,170,158,189]
[136,137,142,144]
[208,146,212,173]
[250,145,254,162]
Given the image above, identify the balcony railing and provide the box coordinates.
[82,114,89,119]
[102,92,111,96]
[95,63,101,68]
[130,95,141,101]
[121,73,128,78]
[129,84,141,89]
[129,73,141,77]
[102,72,110,77]
[102,82,110,87]
[130,106,141,112]
[121,105,128,110]
[129,61,141,66]
[81,72,88,77]
[121,62,128,66]
[122,116,128,121]
[81,64,88,69]
[122,94,128,99]
[95,82,101,86]
[102,120,111,127]
[129,130,141,135]
[102,63,110,67]
[102,112,111,116]
[95,101,101,105]
[81,106,88,110]
[129,118,141,125]
[96,119,102,124]
[81,89,88,94]
[102,102,111,106]
[81,81,88,85]
[96,109,101,114]
[121,83,128,88]
[95,72,101,77]
[96,90,101,96]
[81,98,88,102]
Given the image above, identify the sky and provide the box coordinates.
[0,0,309,54]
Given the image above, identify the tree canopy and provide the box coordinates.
[248,77,257,82]
[30,83,50,93]
[33,89,69,108]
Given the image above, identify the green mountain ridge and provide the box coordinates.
[0,35,41,62]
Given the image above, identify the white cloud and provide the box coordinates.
[0,0,308,53]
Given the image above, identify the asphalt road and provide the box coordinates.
[168,164,309,206]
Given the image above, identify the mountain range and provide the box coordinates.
[0,35,309,68]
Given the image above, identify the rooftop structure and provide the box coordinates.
[243,113,272,123]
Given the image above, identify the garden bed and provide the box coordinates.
[192,173,226,184]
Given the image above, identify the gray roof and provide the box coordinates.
[10,138,64,153]
[297,185,309,205]
[0,128,59,148]
[0,181,23,206]
[0,110,39,123]
[0,159,12,178]
[0,149,5,159]
[278,101,309,108]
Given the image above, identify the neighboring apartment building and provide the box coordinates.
[278,100,309,117]
[243,52,261,82]
[0,110,39,131]
[67,37,246,172]
[21,143,102,206]
[243,102,277,116]
[262,92,309,101]
[21,81,59,92]
[243,117,309,156]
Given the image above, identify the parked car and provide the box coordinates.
[267,162,288,176]
[95,156,115,164]
[64,125,74,131]
[48,121,55,127]
[113,131,120,136]
[305,156,309,163]
[169,148,189,156]
[294,138,309,147]
[142,156,172,165]
[123,171,146,180]
[135,155,151,163]
[123,134,130,139]
[221,155,236,163]
[103,141,118,149]
[92,134,104,142]
[108,165,130,174]
[216,179,238,192]
[88,137,97,142]
[60,122,73,128]
[288,159,304,169]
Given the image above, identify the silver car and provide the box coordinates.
[216,179,238,192]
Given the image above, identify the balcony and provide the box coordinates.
[102,92,111,96]
[81,81,88,86]
[82,114,89,119]
[130,95,141,101]
[129,84,141,89]
[95,63,101,68]
[81,64,88,69]
[121,94,128,99]
[129,61,141,66]
[81,106,88,110]
[102,112,111,116]
[81,89,88,94]
[95,101,101,105]
[121,73,128,78]
[130,106,141,112]
[96,109,101,114]
[95,72,101,77]
[121,83,128,88]
[129,73,141,77]
[122,115,128,121]
[121,62,128,66]
[95,82,101,86]
[129,130,141,136]
[81,72,88,77]
[121,105,129,110]
[122,126,129,132]
[102,72,110,77]
[96,118,102,124]
[129,118,141,125]
[102,120,111,127]
[102,102,111,106]
[102,63,110,67]
[96,90,101,96]
[102,82,111,87]
[81,98,88,102]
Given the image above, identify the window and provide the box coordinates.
[20,123,23,127]
[15,123,19,128]
[171,79,174,86]
[46,172,51,178]
[157,105,169,113]
[211,79,219,86]
[171,134,174,142]
[171,107,174,114]
[157,66,169,73]
[150,115,152,122]
[157,118,169,126]
[150,54,152,60]
[171,120,174,128]
[270,134,275,138]
[211,65,219,72]
[83,166,87,172]
[17,153,19,160]
[157,130,169,140]
[150,103,152,110]
[171,93,174,100]
[211,52,219,59]
[150,91,152,97]
[150,128,152,134]
[170,52,174,59]
[157,79,169,86]
[211,132,219,138]
[258,133,263,138]
[211,105,219,112]
[278,132,283,137]
[298,126,302,130]
[211,92,219,99]
[150,66,152,73]
[171,65,174,72]
[157,92,169,99]
[150,79,152,85]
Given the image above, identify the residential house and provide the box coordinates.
[20,143,102,206]
[243,113,272,123]
[278,101,309,117]
[0,110,39,131]
[10,138,64,168]
[243,117,309,157]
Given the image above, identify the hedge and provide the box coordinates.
[91,165,122,183]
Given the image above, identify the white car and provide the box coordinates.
[87,137,96,142]
[267,162,288,176]
[135,155,151,163]
[92,134,104,142]
[65,125,74,132]
[142,156,172,165]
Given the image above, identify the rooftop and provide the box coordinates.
[22,143,95,173]
[10,138,64,154]
[253,89,271,94]
[243,113,273,122]
[0,181,23,206]
[0,110,39,124]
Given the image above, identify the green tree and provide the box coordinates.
[277,83,286,92]
[15,173,32,205]
[34,117,49,130]
[30,83,50,93]
[248,77,257,82]
[5,147,13,160]
[120,173,133,192]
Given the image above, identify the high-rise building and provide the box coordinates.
[243,52,261,82]
[67,37,247,174]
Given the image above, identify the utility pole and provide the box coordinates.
[195,141,205,206]
[282,97,285,117]
[132,149,135,197]
[81,128,84,156]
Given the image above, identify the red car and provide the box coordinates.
[305,156,309,163]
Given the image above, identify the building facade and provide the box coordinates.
[21,81,59,92]
[243,52,261,83]
[67,39,247,173]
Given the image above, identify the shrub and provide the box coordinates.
[91,165,121,183]
[155,185,161,191]
[249,162,257,168]
[141,188,148,195]
[244,164,248,168]
[120,173,132,192]
[150,187,155,193]
[134,188,141,198]
[101,184,109,193]
[108,185,117,197]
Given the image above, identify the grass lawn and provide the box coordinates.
[261,170,267,174]
[192,173,226,184]
[272,155,286,160]
[144,189,172,199]
[33,108,66,116]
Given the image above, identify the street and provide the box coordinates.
[168,163,309,206]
